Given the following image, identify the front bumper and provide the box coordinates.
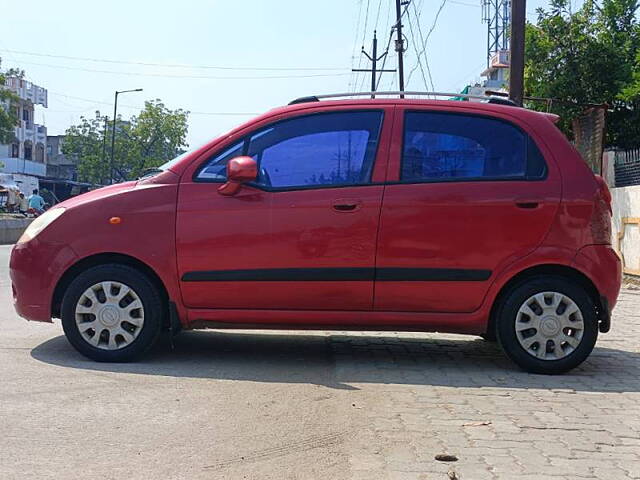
[10,240,78,322]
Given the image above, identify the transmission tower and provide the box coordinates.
[481,0,511,66]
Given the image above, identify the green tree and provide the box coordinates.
[63,114,107,183]
[0,60,21,144]
[63,99,189,184]
[524,0,640,148]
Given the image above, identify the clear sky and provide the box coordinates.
[2,0,563,149]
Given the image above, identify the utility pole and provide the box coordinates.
[395,0,407,97]
[352,30,396,98]
[100,114,108,185]
[509,0,526,106]
[109,88,142,184]
[109,93,119,185]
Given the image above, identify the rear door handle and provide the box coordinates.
[332,199,362,212]
[515,199,542,209]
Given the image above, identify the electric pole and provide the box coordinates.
[395,0,407,97]
[352,30,396,98]
[109,88,142,184]
[509,0,526,106]
[100,114,108,185]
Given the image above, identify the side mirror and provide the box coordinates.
[217,156,258,196]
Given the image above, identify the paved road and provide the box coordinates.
[1,244,639,480]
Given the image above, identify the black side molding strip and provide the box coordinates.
[182,267,374,282]
[376,268,491,282]
[181,267,491,282]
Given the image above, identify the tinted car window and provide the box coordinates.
[197,141,243,180]
[247,111,382,189]
[402,111,545,181]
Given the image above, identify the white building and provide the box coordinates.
[480,50,510,90]
[0,77,48,178]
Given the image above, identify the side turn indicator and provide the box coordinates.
[109,216,122,225]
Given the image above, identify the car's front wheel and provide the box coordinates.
[496,275,598,374]
[61,264,164,362]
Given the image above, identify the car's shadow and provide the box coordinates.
[31,330,640,392]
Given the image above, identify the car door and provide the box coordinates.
[176,108,390,312]
[374,107,561,313]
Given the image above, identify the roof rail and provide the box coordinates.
[288,91,518,107]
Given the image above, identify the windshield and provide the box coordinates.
[155,139,216,173]
[157,150,193,172]
[138,149,198,179]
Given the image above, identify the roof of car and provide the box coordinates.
[265,97,559,124]
[165,94,560,177]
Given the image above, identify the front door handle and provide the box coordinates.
[332,199,362,212]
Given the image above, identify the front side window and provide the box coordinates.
[248,111,382,189]
[196,111,383,189]
[197,141,243,180]
[402,111,546,182]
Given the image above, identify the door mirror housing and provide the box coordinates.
[217,156,258,196]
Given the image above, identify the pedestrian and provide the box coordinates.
[28,189,45,215]
[6,188,18,213]
[18,193,28,215]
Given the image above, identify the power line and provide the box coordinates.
[374,0,396,91]
[0,48,348,71]
[407,0,447,89]
[407,0,436,91]
[354,0,373,92]
[375,30,395,90]
[406,4,433,91]
[360,0,372,50]
[451,60,489,89]
[374,0,384,31]
[447,0,536,15]
[47,91,258,116]
[382,0,393,37]
[350,0,367,91]
[7,59,350,80]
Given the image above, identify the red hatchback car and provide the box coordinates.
[10,94,621,374]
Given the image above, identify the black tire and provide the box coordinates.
[61,264,165,362]
[495,275,598,374]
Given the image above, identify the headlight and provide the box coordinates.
[17,208,66,244]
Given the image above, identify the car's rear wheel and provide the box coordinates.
[496,275,598,374]
[61,264,164,362]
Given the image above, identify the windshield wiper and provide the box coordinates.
[138,168,164,180]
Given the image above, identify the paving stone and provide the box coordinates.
[339,289,640,480]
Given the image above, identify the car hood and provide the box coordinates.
[55,181,138,210]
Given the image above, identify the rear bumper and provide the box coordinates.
[572,244,622,330]
[10,240,78,322]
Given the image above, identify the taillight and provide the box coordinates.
[591,175,612,244]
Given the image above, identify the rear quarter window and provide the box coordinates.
[402,111,547,182]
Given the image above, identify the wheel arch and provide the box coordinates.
[51,252,169,318]
[486,264,603,337]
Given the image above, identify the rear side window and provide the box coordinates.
[402,111,546,182]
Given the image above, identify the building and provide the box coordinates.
[46,135,78,180]
[0,76,48,178]
[480,50,510,90]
